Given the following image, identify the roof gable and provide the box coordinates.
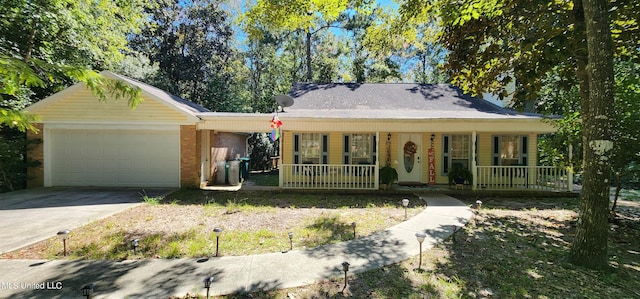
[25,71,208,123]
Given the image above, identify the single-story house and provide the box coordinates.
[25,71,571,191]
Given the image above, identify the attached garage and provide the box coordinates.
[47,128,180,187]
[25,71,208,189]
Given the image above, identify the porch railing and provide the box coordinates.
[280,164,378,190]
[475,166,572,191]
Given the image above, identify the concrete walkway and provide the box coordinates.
[0,194,472,299]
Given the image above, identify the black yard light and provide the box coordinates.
[288,232,294,251]
[203,276,214,299]
[57,229,70,256]
[81,283,94,299]
[402,198,410,220]
[351,222,356,239]
[131,238,139,255]
[341,261,350,290]
[213,228,223,257]
[415,232,426,271]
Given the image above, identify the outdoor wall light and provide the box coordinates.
[430,134,435,142]
[57,229,71,256]
[351,222,356,239]
[288,232,294,251]
[203,276,214,299]
[81,283,94,299]
[341,261,350,290]
[402,198,410,220]
[131,239,139,255]
[387,133,391,141]
[213,228,223,257]
[415,232,427,270]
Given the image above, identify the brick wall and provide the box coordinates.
[26,123,44,188]
[180,125,199,188]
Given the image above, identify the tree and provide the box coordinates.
[567,0,616,269]
[130,0,238,111]
[0,0,146,131]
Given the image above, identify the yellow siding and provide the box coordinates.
[30,88,189,123]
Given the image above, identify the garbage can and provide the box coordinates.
[237,157,250,180]
[228,160,241,186]
[215,161,226,185]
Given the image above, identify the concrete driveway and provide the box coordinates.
[0,187,174,255]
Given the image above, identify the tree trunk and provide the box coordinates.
[306,30,312,82]
[568,0,615,270]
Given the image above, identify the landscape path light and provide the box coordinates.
[57,229,71,256]
[288,232,294,251]
[351,222,356,239]
[203,276,214,299]
[131,238,139,255]
[415,232,427,270]
[341,261,350,291]
[213,228,223,257]
[402,198,410,220]
[81,283,94,299]
[476,200,483,210]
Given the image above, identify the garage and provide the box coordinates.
[48,128,180,187]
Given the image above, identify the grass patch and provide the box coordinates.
[246,172,279,186]
[205,196,640,299]
[2,191,424,259]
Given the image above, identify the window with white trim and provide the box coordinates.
[293,133,328,164]
[492,135,528,166]
[443,134,470,174]
[343,133,376,164]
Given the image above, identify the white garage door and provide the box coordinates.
[49,129,180,187]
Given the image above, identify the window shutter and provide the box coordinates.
[322,134,329,164]
[443,135,450,174]
[343,135,350,164]
[293,134,300,164]
[372,135,377,164]
[492,136,500,166]
[521,136,528,165]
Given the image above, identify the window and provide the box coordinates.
[492,135,528,166]
[293,133,328,164]
[443,135,470,174]
[343,133,376,164]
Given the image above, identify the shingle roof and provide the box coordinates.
[285,83,542,119]
[104,71,210,114]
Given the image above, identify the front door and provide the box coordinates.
[398,133,422,183]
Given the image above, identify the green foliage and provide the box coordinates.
[379,166,398,187]
[130,0,239,111]
[248,133,276,171]
[0,128,40,192]
[447,163,473,186]
[0,0,147,131]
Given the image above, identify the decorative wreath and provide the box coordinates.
[404,141,417,156]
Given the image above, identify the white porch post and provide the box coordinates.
[568,143,574,192]
[472,131,477,190]
[375,131,380,189]
[279,130,284,188]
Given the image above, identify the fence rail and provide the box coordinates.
[280,164,377,190]
[475,166,571,191]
